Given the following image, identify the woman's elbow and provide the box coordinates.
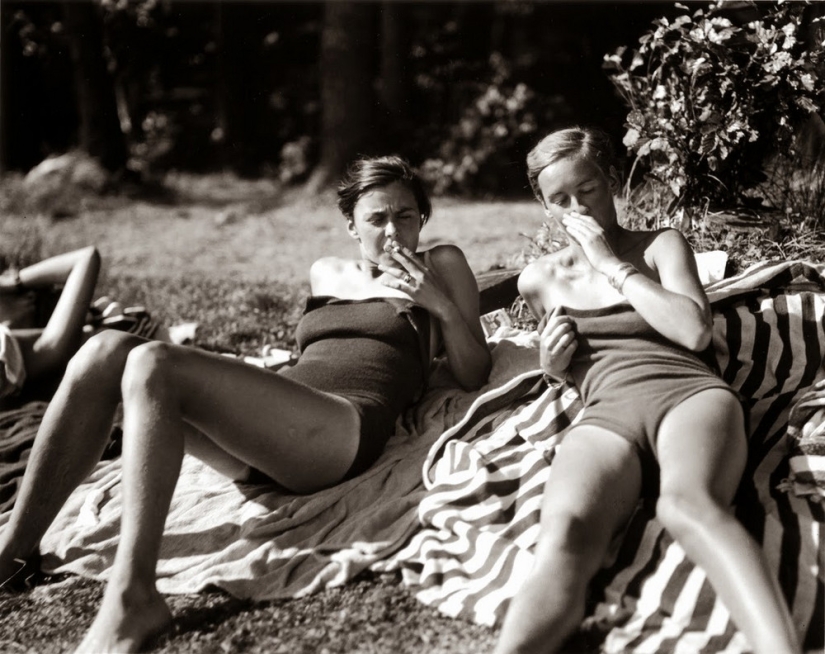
[682,321,713,352]
[80,245,101,270]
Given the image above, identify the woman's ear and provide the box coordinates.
[346,220,360,241]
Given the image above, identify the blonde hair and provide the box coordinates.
[526,127,619,202]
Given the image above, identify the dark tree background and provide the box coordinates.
[0,0,680,194]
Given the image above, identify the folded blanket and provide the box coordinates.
[380,260,825,653]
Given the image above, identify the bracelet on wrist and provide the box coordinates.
[542,371,570,387]
[607,262,639,294]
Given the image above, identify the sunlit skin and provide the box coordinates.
[331,180,491,384]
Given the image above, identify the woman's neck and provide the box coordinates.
[360,259,382,279]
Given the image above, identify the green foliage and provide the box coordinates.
[418,53,567,196]
[604,1,824,227]
[760,113,825,229]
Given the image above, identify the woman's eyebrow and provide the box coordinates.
[362,202,417,218]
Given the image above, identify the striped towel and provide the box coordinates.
[384,260,825,653]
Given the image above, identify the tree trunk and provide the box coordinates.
[378,2,411,146]
[62,0,127,172]
[308,2,377,192]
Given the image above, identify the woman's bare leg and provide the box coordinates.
[656,389,800,654]
[76,341,361,653]
[494,427,642,654]
[0,331,145,581]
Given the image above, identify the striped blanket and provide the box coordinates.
[381,260,825,653]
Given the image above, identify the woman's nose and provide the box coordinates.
[571,198,589,214]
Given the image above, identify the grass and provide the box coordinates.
[1,171,823,653]
[0,571,498,654]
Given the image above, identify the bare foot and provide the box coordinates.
[74,583,172,654]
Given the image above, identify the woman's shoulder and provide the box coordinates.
[518,249,570,295]
[644,226,689,248]
[310,256,360,277]
[420,243,469,267]
[309,257,363,293]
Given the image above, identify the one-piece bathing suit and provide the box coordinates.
[552,302,740,495]
[278,295,431,479]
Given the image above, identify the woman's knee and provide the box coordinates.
[656,489,730,540]
[537,508,613,564]
[121,341,177,399]
[64,330,137,383]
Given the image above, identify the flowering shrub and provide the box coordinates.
[603,1,824,227]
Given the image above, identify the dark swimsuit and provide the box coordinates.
[278,295,431,479]
[546,302,740,495]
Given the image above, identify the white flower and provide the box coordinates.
[623,128,641,148]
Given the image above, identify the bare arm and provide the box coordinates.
[18,246,101,380]
[427,245,492,389]
[518,259,577,381]
[0,246,101,291]
[382,244,492,390]
[615,230,712,351]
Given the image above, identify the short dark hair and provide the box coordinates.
[526,127,619,202]
[337,155,432,225]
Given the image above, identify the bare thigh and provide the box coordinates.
[537,425,643,561]
[129,343,362,493]
[657,388,747,503]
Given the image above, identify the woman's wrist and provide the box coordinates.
[542,369,570,385]
[0,270,23,294]
[607,262,639,294]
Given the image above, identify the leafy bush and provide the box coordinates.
[603,1,824,227]
[418,53,568,196]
